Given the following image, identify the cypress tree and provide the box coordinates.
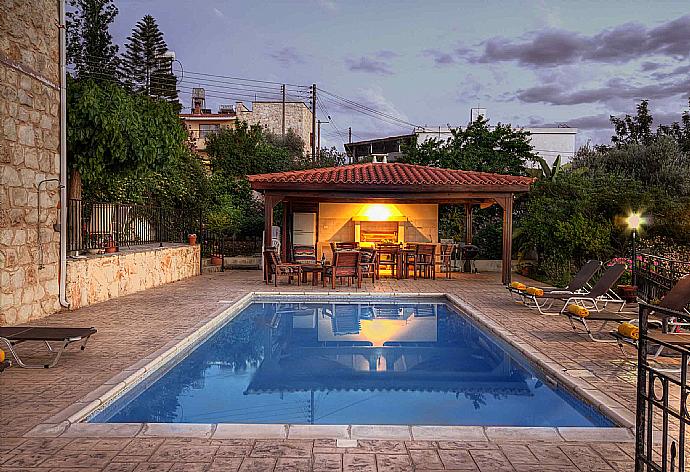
[122,15,179,104]
[66,0,120,82]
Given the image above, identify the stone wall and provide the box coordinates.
[65,245,200,310]
[236,101,313,156]
[0,0,61,325]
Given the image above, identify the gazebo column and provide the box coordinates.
[263,194,282,248]
[464,203,473,273]
[496,195,514,285]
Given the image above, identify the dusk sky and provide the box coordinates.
[109,0,690,149]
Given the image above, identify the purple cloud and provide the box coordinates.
[346,56,394,75]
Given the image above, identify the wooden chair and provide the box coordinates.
[412,243,436,280]
[439,243,455,279]
[331,241,359,252]
[359,248,378,284]
[264,249,301,286]
[323,250,361,289]
[376,243,400,278]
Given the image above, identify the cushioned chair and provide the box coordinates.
[264,249,301,286]
[359,248,378,284]
[292,245,317,265]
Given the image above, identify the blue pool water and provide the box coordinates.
[91,299,614,426]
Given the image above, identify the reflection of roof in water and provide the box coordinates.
[245,346,532,396]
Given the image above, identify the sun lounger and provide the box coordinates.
[611,275,690,357]
[0,326,97,368]
[506,260,602,311]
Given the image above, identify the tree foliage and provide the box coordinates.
[67,78,204,206]
[400,117,536,176]
[66,0,120,80]
[121,15,178,103]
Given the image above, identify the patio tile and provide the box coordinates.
[557,427,634,443]
[62,422,143,438]
[250,440,313,458]
[313,453,343,472]
[207,457,243,472]
[352,440,406,454]
[103,463,139,472]
[238,457,277,471]
[274,457,312,472]
[148,444,218,462]
[342,453,376,472]
[437,449,479,470]
[408,449,444,469]
[485,427,562,442]
[375,453,413,472]
[140,424,214,438]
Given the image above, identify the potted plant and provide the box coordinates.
[105,236,117,254]
[188,233,197,246]
[210,254,223,266]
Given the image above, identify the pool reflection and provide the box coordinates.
[93,301,612,427]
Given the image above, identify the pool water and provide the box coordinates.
[91,300,614,426]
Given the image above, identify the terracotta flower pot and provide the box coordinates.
[617,284,638,303]
[210,255,222,266]
[105,245,117,254]
[188,234,197,246]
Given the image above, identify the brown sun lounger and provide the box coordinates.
[0,326,97,369]
[611,275,690,356]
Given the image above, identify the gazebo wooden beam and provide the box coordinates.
[494,195,514,285]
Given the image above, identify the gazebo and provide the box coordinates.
[248,161,534,284]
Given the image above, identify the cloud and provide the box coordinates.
[465,14,690,67]
[315,0,337,11]
[640,61,663,71]
[375,50,398,60]
[514,76,690,106]
[346,56,394,75]
[269,47,307,67]
[212,7,225,19]
[651,64,690,80]
[422,49,456,66]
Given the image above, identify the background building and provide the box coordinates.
[180,88,314,160]
[344,110,578,166]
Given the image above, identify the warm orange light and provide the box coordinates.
[359,319,405,347]
[356,204,405,222]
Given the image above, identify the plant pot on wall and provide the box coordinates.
[188,234,197,246]
[210,254,222,266]
[105,245,118,254]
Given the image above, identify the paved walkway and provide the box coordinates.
[0,271,646,470]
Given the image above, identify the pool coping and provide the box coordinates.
[24,291,638,442]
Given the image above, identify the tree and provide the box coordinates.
[610,100,654,147]
[67,78,189,197]
[121,15,178,103]
[205,121,294,178]
[66,0,120,81]
[400,117,536,176]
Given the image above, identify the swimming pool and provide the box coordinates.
[90,298,614,427]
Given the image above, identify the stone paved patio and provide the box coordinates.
[0,270,649,470]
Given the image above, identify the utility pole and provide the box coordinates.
[317,120,329,159]
[281,84,286,137]
[348,127,352,143]
[311,84,317,161]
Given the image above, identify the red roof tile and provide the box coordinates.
[248,162,534,192]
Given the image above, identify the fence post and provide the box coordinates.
[114,203,120,248]
[159,207,163,247]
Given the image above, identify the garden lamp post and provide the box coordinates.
[627,212,643,287]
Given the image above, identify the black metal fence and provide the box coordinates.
[199,231,262,270]
[67,199,201,253]
[635,302,690,471]
[637,253,690,303]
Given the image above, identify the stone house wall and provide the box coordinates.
[0,0,61,325]
[236,101,313,156]
[65,245,200,310]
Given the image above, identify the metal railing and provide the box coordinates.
[199,231,262,270]
[636,253,690,303]
[635,303,690,471]
[67,199,201,253]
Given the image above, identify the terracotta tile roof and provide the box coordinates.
[248,162,534,192]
